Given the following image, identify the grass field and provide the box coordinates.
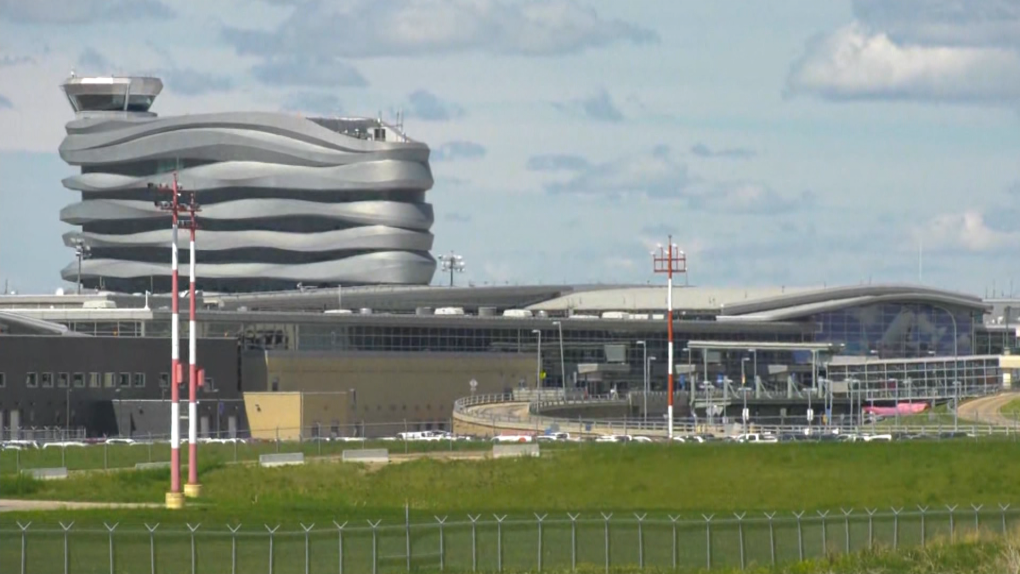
[4,442,1020,573]
[0,438,493,475]
[1003,399,1020,418]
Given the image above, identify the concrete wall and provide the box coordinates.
[242,350,534,436]
[300,392,351,437]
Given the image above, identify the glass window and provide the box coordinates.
[204,376,216,392]
[88,372,101,388]
[72,373,85,388]
[118,373,131,388]
[57,372,69,388]
[133,373,146,388]
[0,373,5,388]
[25,372,38,388]
[41,373,54,388]
[104,372,116,388]
[159,373,170,388]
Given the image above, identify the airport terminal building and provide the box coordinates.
[1,282,1019,438]
[1,74,1018,440]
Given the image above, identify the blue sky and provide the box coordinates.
[0,0,1018,295]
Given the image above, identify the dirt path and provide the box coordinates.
[957,393,1020,427]
[0,499,162,513]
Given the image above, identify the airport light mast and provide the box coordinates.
[438,251,465,287]
[151,173,185,509]
[651,236,687,441]
[181,189,204,500]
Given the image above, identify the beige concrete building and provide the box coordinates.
[242,351,534,437]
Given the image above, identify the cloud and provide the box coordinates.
[690,143,755,160]
[917,209,1020,252]
[554,88,624,122]
[432,141,487,162]
[222,0,657,59]
[444,212,473,223]
[281,92,344,116]
[406,90,465,121]
[76,47,109,74]
[156,68,233,96]
[251,55,367,88]
[0,94,11,109]
[526,154,590,172]
[0,0,174,24]
[786,2,1020,105]
[540,145,812,213]
[0,54,33,67]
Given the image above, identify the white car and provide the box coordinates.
[105,438,138,445]
[733,433,778,444]
[536,432,571,442]
[491,434,533,443]
[42,441,89,449]
[631,435,654,443]
[595,434,631,443]
[861,433,893,442]
[2,440,39,450]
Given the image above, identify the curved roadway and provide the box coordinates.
[958,392,1020,427]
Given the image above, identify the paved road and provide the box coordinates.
[958,392,1020,427]
[0,499,161,513]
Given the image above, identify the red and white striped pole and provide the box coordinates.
[168,174,184,509]
[185,193,202,498]
[652,236,687,441]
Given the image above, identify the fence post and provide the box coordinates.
[17,521,30,574]
[972,504,984,533]
[368,520,382,574]
[702,514,715,570]
[435,516,447,572]
[301,523,315,574]
[105,522,119,574]
[495,515,507,573]
[838,509,852,554]
[468,515,481,573]
[146,523,159,574]
[633,513,646,570]
[535,514,547,572]
[405,503,412,572]
[568,513,580,572]
[186,523,201,574]
[601,513,613,574]
[669,515,681,570]
[764,513,776,566]
[817,510,829,555]
[60,521,74,574]
[865,509,876,549]
[333,521,347,574]
[917,506,928,547]
[891,508,902,550]
[793,512,804,561]
[266,525,280,574]
[946,505,957,542]
[1001,504,1011,535]
[228,524,242,574]
[734,512,746,570]
[104,442,108,469]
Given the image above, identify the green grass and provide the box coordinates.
[0,439,492,475]
[1003,399,1020,418]
[5,442,1020,572]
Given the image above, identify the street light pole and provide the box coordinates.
[637,341,647,423]
[553,321,566,392]
[71,238,92,295]
[437,251,465,287]
[531,329,542,390]
[648,356,657,426]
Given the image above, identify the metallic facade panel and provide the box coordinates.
[59,106,437,292]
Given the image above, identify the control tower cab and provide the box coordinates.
[61,74,163,114]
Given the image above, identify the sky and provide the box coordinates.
[0,0,1019,296]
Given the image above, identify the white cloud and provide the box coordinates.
[918,210,1020,252]
[787,23,1020,104]
[222,0,657,59]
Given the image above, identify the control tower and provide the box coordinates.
[57,75,436,293]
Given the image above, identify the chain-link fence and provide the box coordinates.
[1,505,1016,574]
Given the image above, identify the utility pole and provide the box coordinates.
[651,236,687,441]
[71,238,92,294]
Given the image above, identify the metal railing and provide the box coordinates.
[2,504,1016,574]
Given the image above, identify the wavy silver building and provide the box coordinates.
[58,75,436,292]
